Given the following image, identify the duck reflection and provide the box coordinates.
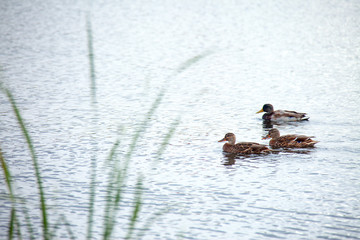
[221,153,237,165]
[221,147,312,166]
[273,148,314,154]
[262,120,274,130]
[221,151,281,166]
[221,153,259,166]
[262,119,307,130]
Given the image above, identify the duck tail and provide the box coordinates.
[262,147,273,153]
[306,140,319,147]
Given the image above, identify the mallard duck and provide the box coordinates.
[263,128,318,148]
[256,104,309,121]
[218,133,272,154]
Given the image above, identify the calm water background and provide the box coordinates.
[1,0,360,239]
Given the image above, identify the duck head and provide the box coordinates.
[256,104,274,114]
[263,128,280,139]
[218,133,236,145]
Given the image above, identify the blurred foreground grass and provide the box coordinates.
[0,11,210,239]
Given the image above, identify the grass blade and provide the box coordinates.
[14,215,23,240]
[87,149,97,240]
[86,12,98,240]
[155,117,180,160]
[176,50,213,74]
[126,88,165,160]
[0,146,13,197]
[102,88,166,239]
[103,138,120,168]
[49,215,62,239]
[60,215,76,240]
[19,200,35,240]
[4,89,49,240]
[133,119,179,239]
[102,139,122,240]
[125,176,143,240]
[8,208,15,240]
[87,13,96,104]
[135,207,170,240]
[50,214,75,240]
[1,145,25,240]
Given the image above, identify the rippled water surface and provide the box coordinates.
[1,1,360,239]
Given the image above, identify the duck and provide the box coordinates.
[256,104,309,121]
[263,128,318,148]
[218,133,272,154]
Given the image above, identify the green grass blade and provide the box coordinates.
[155,117,180,160]
[176,50,213,74]
[86,12,98,240]
[87,152,97,240]
[126,88,165,160]
[102,138,121,234]
[8,208,15,240]
[102,89,166,239]
[4,89,49,240]
[135,207,171,240]
[102,139,122,240]
[104,138,120,168]
[57,214,76,240]
[0,146,14,198]
[133,119,179,239]
[86,13,96,104]
[49,214,75,240]
[127,117,179,239]
[125,176,143,240]
[14,214,23,240]
[1,146,25,240]
[60,215,76,240]
[20,200,35,240]
[103,158,128,240]
[48,215,62,239]
[8,207,23,240]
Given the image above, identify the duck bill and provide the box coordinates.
[262,135,270,140]
[218,138,226,142]
[256,109,264,114]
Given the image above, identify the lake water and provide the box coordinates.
[1,0,360,239]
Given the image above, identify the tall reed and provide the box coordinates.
[0,145,19,239]
[85,12,97,240]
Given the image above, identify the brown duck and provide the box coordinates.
[263,128,318,148]
[256,104,309,121]
[218,133,272,154]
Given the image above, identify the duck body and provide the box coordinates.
[257,104,309,122]
[219,133,272,154]
[264,128,318,148]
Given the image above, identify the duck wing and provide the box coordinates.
[278,134,309,143]
[234,142,259,151]
[278,134,318,147]
[293,135,315,142]
[272,110,309,121]
[272,135,298,147]
[237,142,271,153]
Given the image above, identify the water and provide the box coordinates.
[1,0,360,239]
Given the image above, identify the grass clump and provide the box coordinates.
[1,88,49,240]
[0,84,177,239]
[0,10,211,240]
